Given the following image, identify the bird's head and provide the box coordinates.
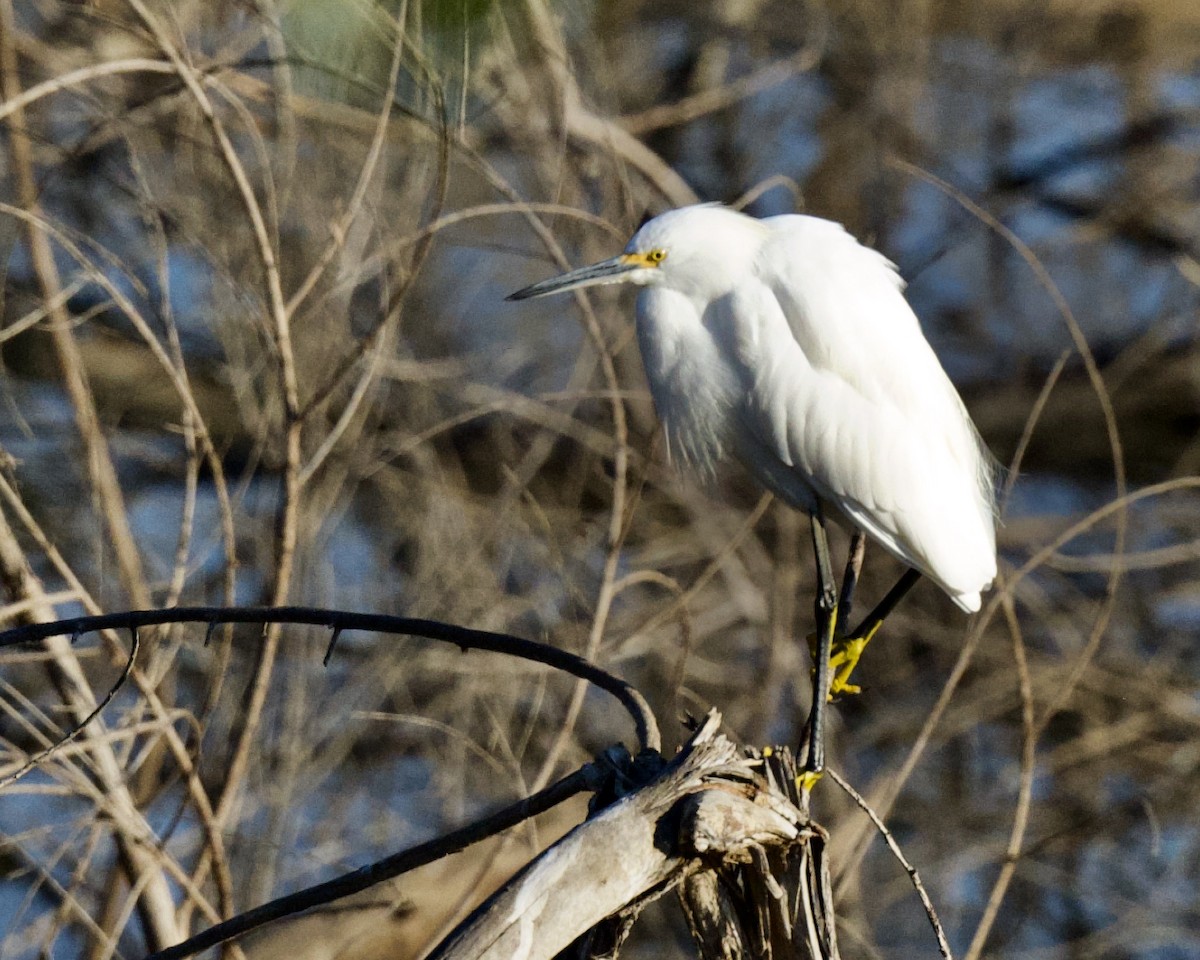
[507,204,767,303]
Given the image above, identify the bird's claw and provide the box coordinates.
[827,634,868,697]
[796,770,823,793]
[807,626,868,699]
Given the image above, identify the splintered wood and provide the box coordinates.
[430,712,839,960]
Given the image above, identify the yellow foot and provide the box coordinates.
[827,634,869,697]
[807,631,864,698]
[796,768,825,792]
[796,770,823,793]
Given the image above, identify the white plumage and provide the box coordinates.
[510,204,997,613]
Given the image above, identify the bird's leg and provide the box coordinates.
[826,530,865,694]
[805,530,865,692]
[837,530,867,626]
[829,567,923,696]
[803,531,863,658]
[800,512,839,790]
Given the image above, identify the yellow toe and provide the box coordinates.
[827,634,869,696]
[796,770,823,793]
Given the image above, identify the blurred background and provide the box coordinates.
[1,0,1198,957]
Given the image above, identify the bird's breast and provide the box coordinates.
[635,287,739,478]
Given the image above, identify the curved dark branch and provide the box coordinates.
[141,762,605,960]
[0,626,140,789]
[0,606,661,755]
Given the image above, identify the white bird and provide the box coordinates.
[509,203,997,775]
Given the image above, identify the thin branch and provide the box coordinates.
[295,36,452,423]
[962,576,1036,960]
[0,607,661,755]
[1,0,150,609]
[0,628,140,790]
[827,768,953,960]
[0,481,234,915]
[617,493,774,660]
[619,48,821,135]
[0,200,239,595]
[999,349,1070,512]
[121,0,302,836]
[0,502,182,948]
[0,58,180,124]
[141,763,600,960]
[284,11,406,319]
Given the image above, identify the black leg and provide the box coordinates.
[803,511,839,779]
[839,530,867,627]
[828,566,924,698]
[847,567,922,641]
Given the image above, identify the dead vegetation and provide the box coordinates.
[0,0,1198,958]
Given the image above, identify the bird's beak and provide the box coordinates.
[506,255,643,301]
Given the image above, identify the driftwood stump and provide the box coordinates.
[430,712,838,960]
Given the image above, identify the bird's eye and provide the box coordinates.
[646,249,667,264]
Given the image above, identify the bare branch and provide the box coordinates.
[142,763,601,960]
[0,627,140,790]
[827,768,952,960]
[0,606,662,755]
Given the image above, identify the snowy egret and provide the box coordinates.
[508,204,997,779]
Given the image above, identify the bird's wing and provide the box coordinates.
[757,216,956,421]
[714,216,996,606]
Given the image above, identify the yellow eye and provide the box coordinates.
[646,248,667,264]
